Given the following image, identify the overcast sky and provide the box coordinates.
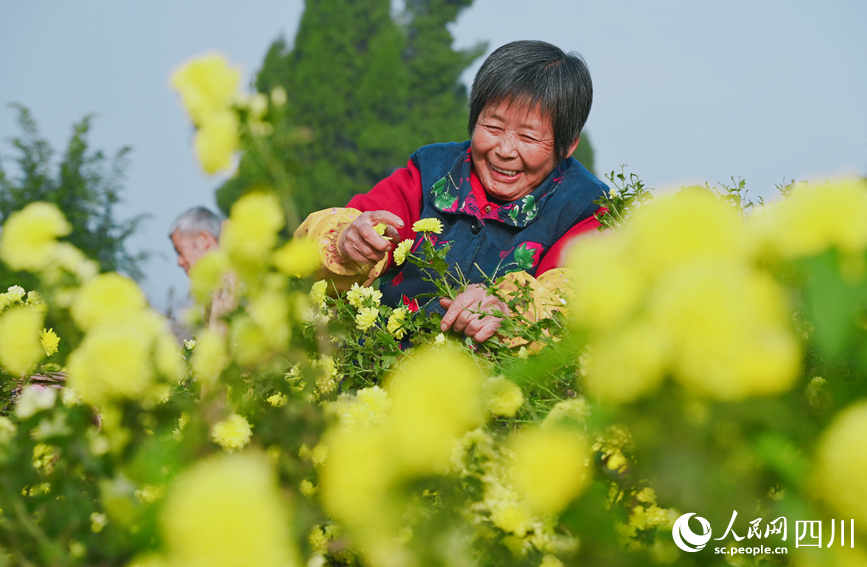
[2,0,865,310]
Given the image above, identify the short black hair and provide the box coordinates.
[468,40,593,160]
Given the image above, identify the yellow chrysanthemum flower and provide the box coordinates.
[160,452,296,567]
[40,328,60,356]
[482,376,524,417]
[221,192,285,273]
[191,328,228,385]
[70,273,147,331]
[134,485,164,504]
[211,414,253,453]
[393,238,414,266]
[355,306,379,331]
[0,202,71,272]
[6,285,25,303]
[582,318,668,404]
[748,177,867,260]
[0,306,45,376]
[248,289,290,349]
[540,554,565,567]
[386,307,408,340]
[299,480,317,497]
[194,110,239,175]
[67,318,157,406]
[650,263,799,400]
[373,223,387,236]
[314,355,338,395]
[267,394,288,407]
[325,386,392,431]
[813,400,867,527]
[229,316,267,366]
[310,280,328,309]
[508,426,590,516]
[566,234,645,331]
[188,249,230,304]
[386,345,484,474]
[543,397,591,429]
[346,282,382,309]
[412,218,443,234]
[273,238,320,278]
[170,53,241,126]
[628,187,746,279]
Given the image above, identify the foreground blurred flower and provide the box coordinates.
[221,192,284,274]
[568,188,800,403]
[482,376,524,417]
[171,53,241,126]
[0,202,71,272]
[386,346,484,473]
[15,386,57,419]
[160,452,297,567]
[191,328,229,385]
[67,317,157,406]
[273,238,320,278]
[0,306,45,376]
[211,414,253,453]
[508,426,590,516]
[325,386,391,431]
[71,273,147,331]
[749,177,867,260]
[813,399,867,527]
[194,110,239,175]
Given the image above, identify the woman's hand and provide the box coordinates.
[440,284,510,343]
[338,210,404,266]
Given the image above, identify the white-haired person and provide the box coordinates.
[169,206,235,330]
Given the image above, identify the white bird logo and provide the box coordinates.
[672,513,712,552]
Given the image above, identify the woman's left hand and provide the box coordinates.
[439,284,510,343]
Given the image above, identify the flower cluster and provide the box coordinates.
[0,286,53,375]
[66,273,184,406]
[569,187,803,402]
[171,54,242,174]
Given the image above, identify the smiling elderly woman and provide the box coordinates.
[295,40,608,342]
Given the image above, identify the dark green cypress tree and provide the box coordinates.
[216,0,599,219]
[217,0,483,220]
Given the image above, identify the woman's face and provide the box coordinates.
[470,100,560,202]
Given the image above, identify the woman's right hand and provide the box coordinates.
[338,210,404,266]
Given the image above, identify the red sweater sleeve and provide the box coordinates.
[346,160,423,244]
[535,207,607,275]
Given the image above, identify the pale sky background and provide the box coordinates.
[2,0,865,312]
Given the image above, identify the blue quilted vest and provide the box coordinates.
[379,141,608,314]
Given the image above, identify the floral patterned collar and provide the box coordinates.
[429,147,569,228]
